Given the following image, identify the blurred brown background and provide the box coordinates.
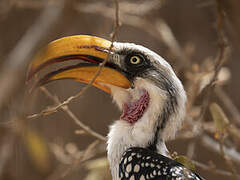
[0,0,240,180]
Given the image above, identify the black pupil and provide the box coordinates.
[132,57,138,63]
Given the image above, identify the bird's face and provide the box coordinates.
[27,35,186,145]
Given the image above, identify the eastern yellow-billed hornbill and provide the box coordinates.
[27,35,204,180]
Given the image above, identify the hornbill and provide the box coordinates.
[27,35,204,180]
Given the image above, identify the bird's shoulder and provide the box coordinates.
[119,147,204,180]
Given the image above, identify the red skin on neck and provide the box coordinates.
[120,90,150,124]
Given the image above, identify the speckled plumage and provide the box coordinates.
[119,147,203,180]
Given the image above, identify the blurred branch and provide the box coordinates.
[0,134,15,177]
[155,19,190,69]
[218,137,238,179]
[203,2,239,177]
[192,159,240,178]
[215,87,240,126]
[197,0,229,124]
[218,0,240,48]
[75,2,189,70]
[61,140,100,178]
[183,1,230,168]
[210,101,239,179]
[28,0,121,119]
[75,2,157,37]
[114,0,162,16]
[201,135,240,164]
[0,0,65,109]
[47,140,102,180]
[39,86,106,142]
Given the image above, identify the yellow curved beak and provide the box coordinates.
[26,35,131,93]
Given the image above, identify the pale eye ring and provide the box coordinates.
[130,56,141,64]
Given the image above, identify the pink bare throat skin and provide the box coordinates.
[120,90,150,124]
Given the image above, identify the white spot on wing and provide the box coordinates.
[126,164,132,172]
[128,156,133,161]
[129,175,135,180]
[124,158,127,164]
[140,175,145,180]
[153,170,156,175]
[134,164,140,173]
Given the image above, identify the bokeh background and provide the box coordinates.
[0,0,240,180]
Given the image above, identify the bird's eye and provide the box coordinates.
[130,56,142,65]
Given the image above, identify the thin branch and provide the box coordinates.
[28,0,121,119]
[75,2,190,71]
[155,19,191,68]
[119,0,162,16]
[61,140,100,178]
[74,3,161,45]
[46,140,101,180]
[40,86,106,142]
[218,137,238,180]
[201,135,240,164]
[192,159,240,178]
[197,0,229,124]
[204,2,238,178]
[183,1,230,167]
[215,87,240,125]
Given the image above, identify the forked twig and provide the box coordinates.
[61,140,100,178]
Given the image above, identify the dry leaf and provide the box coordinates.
[209,103,229,138]
[174,155,195,171]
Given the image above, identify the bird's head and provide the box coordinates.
[27,35,186,155]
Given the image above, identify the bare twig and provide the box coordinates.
[155,19,190,68]
[75,2,190,70]
[201,135,240,164]
[39,86,106,142]
[183,0,230,166]
[186,141,196,159]
[118,0,162,16]
[0,0,65,108]
[75,3,161,45]
[218,137,238,180]
[46,141,101,180]
[28,0,121,119]
[215,87,240,125]
[61,140,100,178]
[207,2,238,178]
[192,159,240,178]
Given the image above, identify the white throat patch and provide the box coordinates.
[107,78,170,180]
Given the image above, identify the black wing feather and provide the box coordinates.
[119,147,204,180]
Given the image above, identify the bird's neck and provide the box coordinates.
[107,120,169,180]
[106,78,185,179]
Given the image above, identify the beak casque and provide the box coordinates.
[26,35,131,93]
